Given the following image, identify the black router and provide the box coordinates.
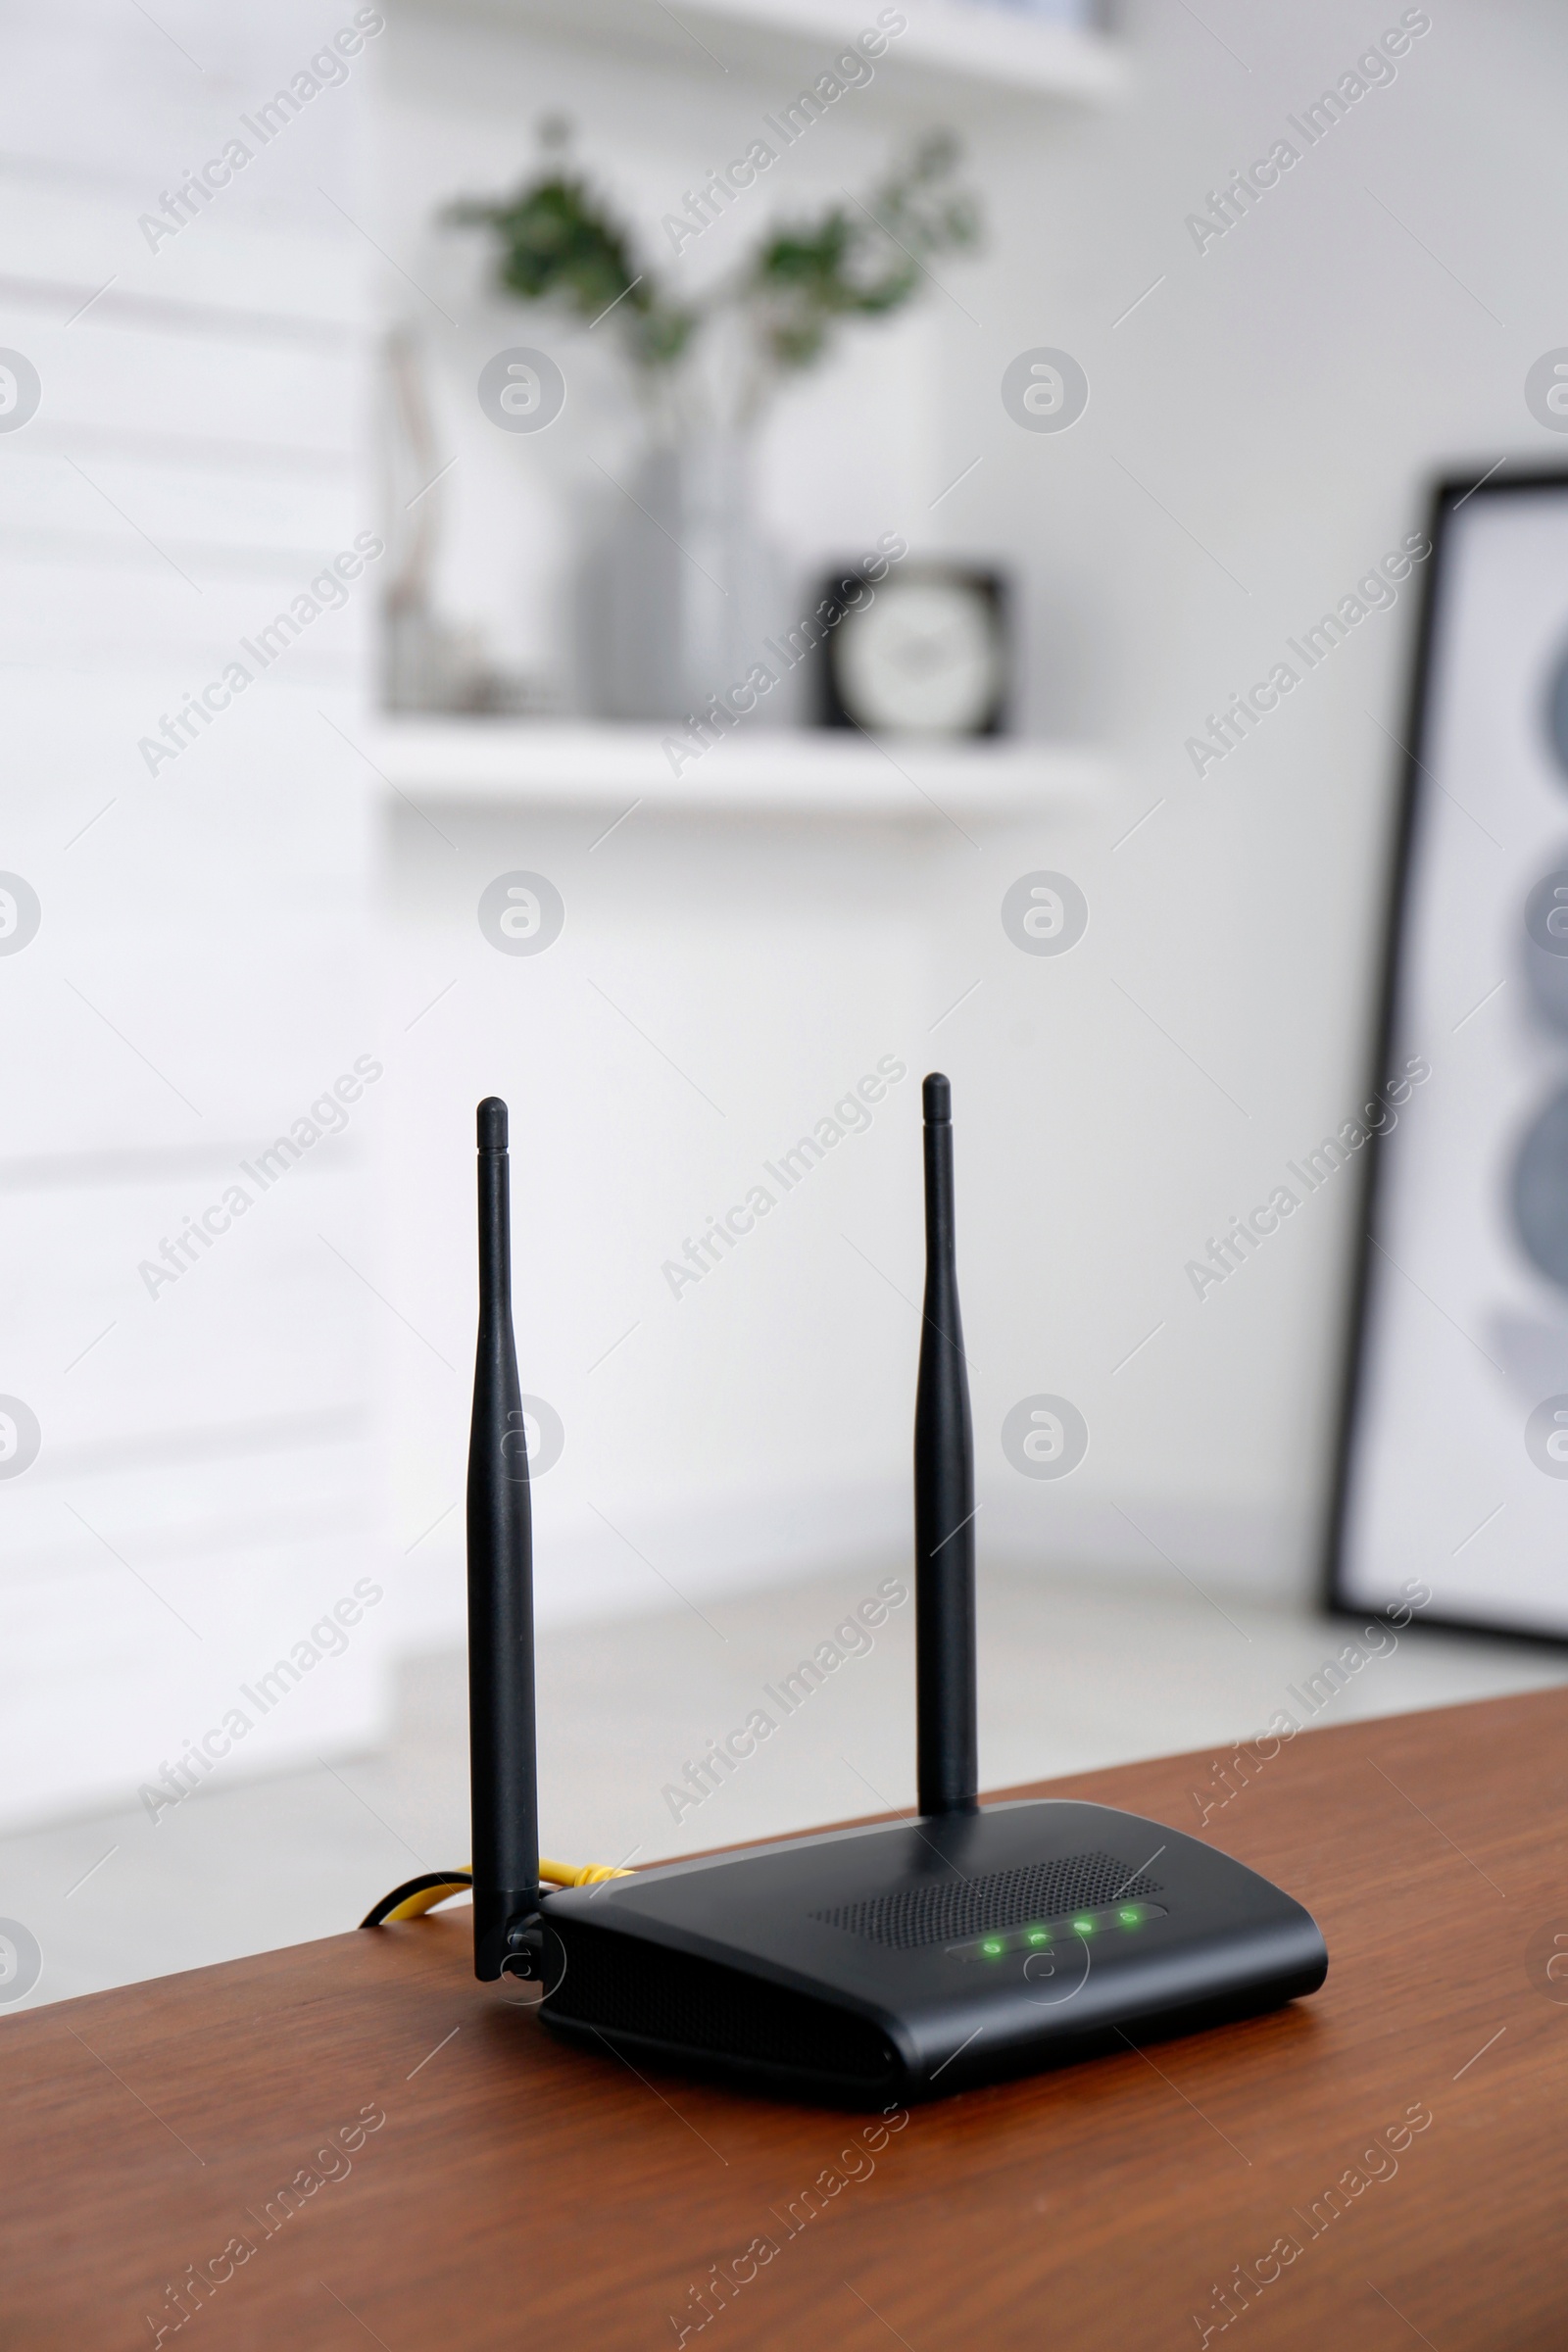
[450,1081,1327,2106]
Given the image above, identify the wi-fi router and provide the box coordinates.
[374,1080,1326,2107]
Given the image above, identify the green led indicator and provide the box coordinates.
[981,1937,1004,1957]
[1072,1916,1096,1936]
[1027,1928,1052,1947]
[1119,1906,1142,1926]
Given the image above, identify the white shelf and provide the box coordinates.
[369,718,1103,819]
[452,0,1123,106]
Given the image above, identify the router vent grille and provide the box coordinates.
[812,1853,1163,1949]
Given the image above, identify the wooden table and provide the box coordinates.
[4,1689,1565,2350]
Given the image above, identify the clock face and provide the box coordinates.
[832,574,1004,735]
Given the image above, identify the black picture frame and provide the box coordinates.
[1324,465,1568,1648]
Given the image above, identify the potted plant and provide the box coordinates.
[444,125,980,721]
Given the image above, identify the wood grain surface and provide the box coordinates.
[4,1688,1565,2351]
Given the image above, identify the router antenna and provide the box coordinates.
[914,1072,978,1817]
[466,1097,540,1980]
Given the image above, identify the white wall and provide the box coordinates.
[370,0,1568,1658]
[944,0,1568,1590]
[0,0,395,1826]
[9,0,1565,1830]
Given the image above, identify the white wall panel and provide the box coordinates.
[0,0,389,1829]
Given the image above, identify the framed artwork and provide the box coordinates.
[1329,470,1568,1643]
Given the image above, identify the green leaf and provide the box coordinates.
[443,132,981,393]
